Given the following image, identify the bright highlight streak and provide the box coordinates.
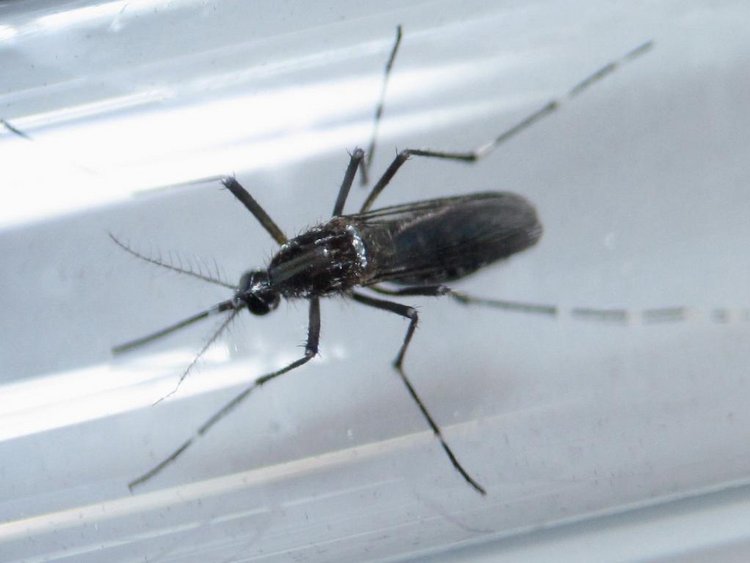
[35,1,127,30]
[0,55,522,228]
[0,24,18,42]
[0,345,299,443]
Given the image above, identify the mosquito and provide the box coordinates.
[106,27,658,494]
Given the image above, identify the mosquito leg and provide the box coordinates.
[447,289,559,317]
[368,284,452,297]
[449,293,750,326]
[221,176,288,245]
[350,291,486,495]
[370,285,725,325]
[128,298,321,490]
[112,299,237,355]
[370,284,558,316]
[360,41,653,213]
[360,150,411,212]
[449,290,698,325]
[361,25,403,186]
[369,284,648,322]
[332,148,366,216]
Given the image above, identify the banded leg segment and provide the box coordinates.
[362,25,403,185]
[360,41,653,213]
[369,284,733,325]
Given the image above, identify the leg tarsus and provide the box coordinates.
[362,25,403,185]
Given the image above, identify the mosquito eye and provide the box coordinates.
[246,291,279,315]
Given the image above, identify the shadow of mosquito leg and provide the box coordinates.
[351,291,486,495]
[128,298,321,491]
[359,40,653,213]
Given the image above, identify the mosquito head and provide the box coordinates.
[236,270,280,315]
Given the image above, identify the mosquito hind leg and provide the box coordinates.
[128,298,321,490]
[361,25,403,186]
[359,40,653,213]
[351,291,486,495]
[370,284,559,316]
[370,285,711,325]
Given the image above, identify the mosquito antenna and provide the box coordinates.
[154,307,241,404]
[109,233,235,290]
[361,25,403,185]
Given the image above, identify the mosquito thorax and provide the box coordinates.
[236,270,280,315]
[266,219,369,299]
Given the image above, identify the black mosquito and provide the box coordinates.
[106,28,657,495]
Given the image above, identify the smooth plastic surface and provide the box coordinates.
[1,1,749,562]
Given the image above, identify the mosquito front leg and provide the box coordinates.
[128,298,321,490]
[221,176,288,245]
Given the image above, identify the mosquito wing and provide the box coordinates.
[348,191,542,286]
